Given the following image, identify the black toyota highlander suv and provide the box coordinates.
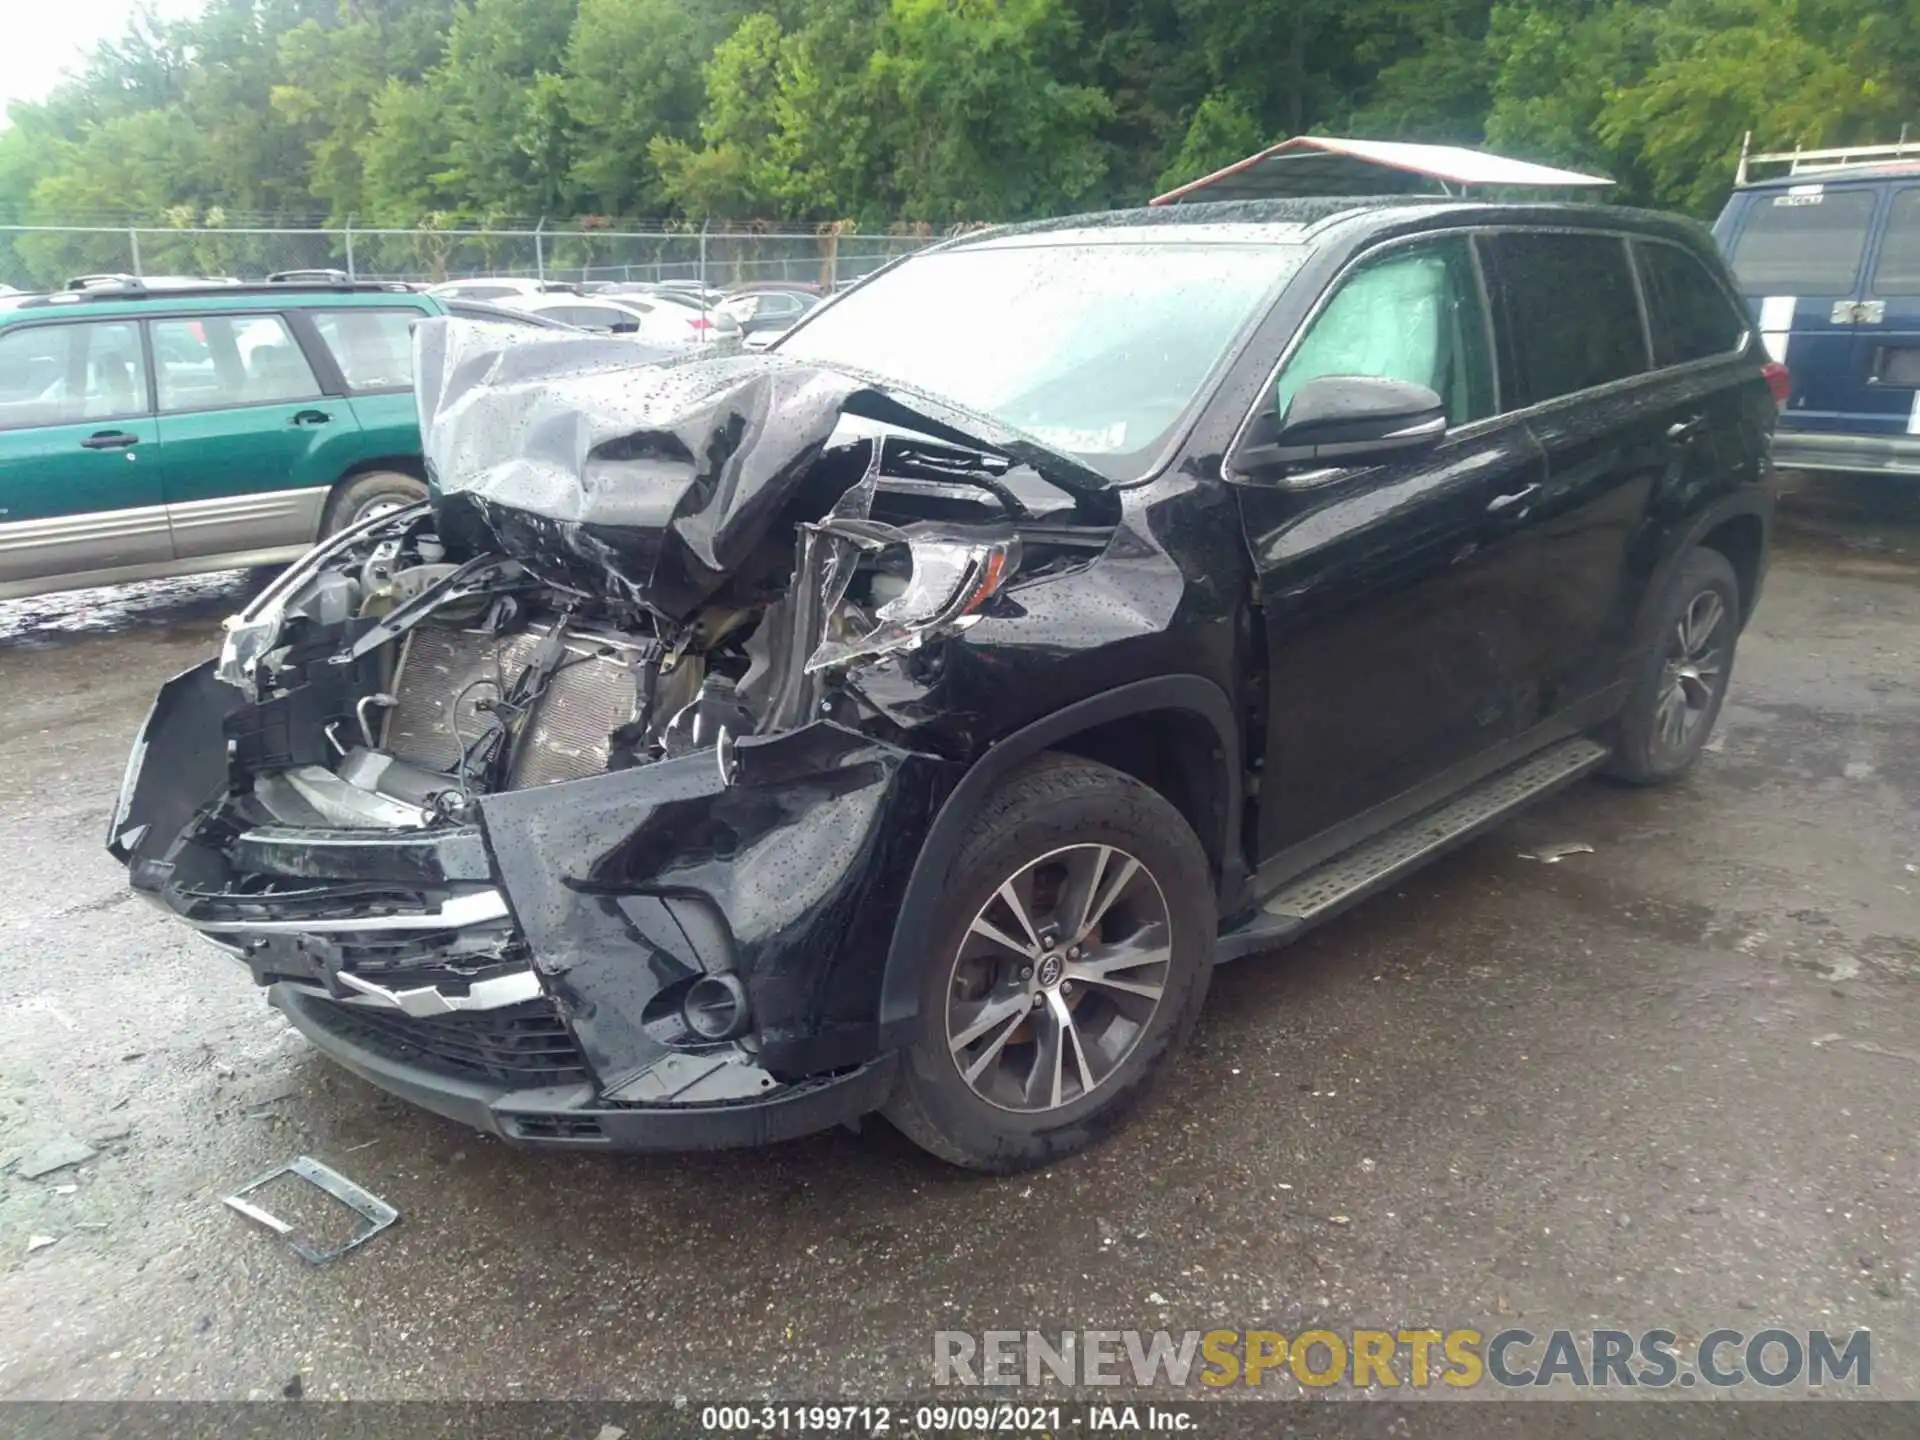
[109,198,1776,1171]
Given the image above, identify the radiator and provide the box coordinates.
[382,623,642,789]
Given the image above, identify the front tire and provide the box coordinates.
[884,754,1215,1172]
[1605,547,1740,784]
[321,470,428,537]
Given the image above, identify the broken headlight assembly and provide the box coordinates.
[805,524,1020,674]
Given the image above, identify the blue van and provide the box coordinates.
[1714,142,1920,477]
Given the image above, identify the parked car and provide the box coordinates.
[718,286,820,337]
[633,286,745,345]
[1714,139,1920,478]
[501,291,740,350]
[111,198,1776,1171]
[0,277,450,599]
[427,278,577,302]
[441,298,582,330]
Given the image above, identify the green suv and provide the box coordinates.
[0,278,446,600]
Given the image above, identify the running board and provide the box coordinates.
[1215,736,1610,962]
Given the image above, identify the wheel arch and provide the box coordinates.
[319,458,430,538]
[876,676,1242,1049]
[1633,490,1773,643]
[1697,511,1766,623]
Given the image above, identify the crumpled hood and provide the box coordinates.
[414,318,1110,621]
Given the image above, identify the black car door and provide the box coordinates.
[1481,230,1727,715]
[1231,232,1551,861]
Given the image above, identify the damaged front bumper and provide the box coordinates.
[116,662,951,1150]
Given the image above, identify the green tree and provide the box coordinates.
[1599,0,1906,213]
[1156,91,1264,193]
[565,0,751,216]
[867,0,1113,221]
[650,11,792,219]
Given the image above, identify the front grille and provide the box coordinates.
[303,995,592,1089]
[383,622,641,789]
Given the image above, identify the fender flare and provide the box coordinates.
[1635,489,1773,641]
[875,674,1241,1049]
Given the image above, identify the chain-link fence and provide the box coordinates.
[0,223,951,293]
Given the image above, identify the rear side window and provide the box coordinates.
[152,314,319,412]
[1487,232,1648,406]
[0,321,149,429]
[313,309,419,391]
[1871,189,1920,295]
[1727,189,1876,294]
[1636,242,1748,366]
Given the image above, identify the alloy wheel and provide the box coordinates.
[944,844,1172,1114]
[1654,587,1728,756]
[352,497,411,526]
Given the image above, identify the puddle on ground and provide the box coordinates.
[0,570,273,648]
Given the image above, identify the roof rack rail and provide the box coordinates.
[266,268,354,284]
[17,276,418,309]
[1736,131,1920,184]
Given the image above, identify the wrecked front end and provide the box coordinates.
[108,328,1116,1148]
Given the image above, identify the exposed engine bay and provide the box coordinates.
[211,336,1117,834]
[103,326,1175,1139]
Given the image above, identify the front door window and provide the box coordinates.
[1275,239,1495,427]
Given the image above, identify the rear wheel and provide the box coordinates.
[321,470,427,537]
[1605,547,1740,784]
[884,754,1215,1172]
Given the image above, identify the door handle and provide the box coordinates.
[1485,483,1540,514]
[1666,415,1707,442]
[80,430,138,450]
[291,409,332,426]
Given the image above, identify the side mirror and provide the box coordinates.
[1231,375,1446,479]
[609,320,641,334]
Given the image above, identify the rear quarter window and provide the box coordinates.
[312,309,422,392]
[1870,188,1920,295]
[1727,188,1877,294]
[1635,242,1749,367]
[1486,231,1648,407]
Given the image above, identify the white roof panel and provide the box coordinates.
[1152,136,1613,205]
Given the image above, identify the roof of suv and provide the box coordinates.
[938,196,1718,254]
[3,279,435,324]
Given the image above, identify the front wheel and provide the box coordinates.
[321,470,428,538]
[1605,546,1740,784]
[884,754,1215,1172]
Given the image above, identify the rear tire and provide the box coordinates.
[1605,547,1740,785]
[883,754,1215,1172]
[321,470,428,537]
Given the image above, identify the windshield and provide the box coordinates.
[779,239,1307,480]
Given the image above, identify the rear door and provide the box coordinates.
[1860,186,1920,448]
[151,311,360,558]
[1480,229,1667,717]
[0,318,167,586]
[1721,183,1880,433]
[301,306,431,469]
